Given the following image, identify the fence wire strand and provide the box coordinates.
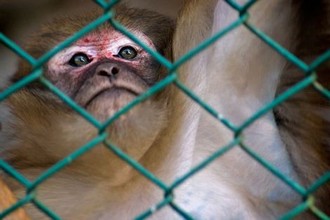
[0,0,329,219]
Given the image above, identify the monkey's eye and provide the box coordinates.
[69,53,91,67]
[118,46,138,60]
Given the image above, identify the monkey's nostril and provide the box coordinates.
[98,70,110,77]
[96,64,119,77]
[112,67,119,75]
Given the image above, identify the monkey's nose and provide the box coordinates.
[96,63,120,77]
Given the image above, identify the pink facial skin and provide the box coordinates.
[46,28,161,98]
[48,29,157,79]
[74,29,156,66]
[45,28,163,122]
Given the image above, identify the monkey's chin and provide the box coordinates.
[86,88,138,122]
[83,89,168,166]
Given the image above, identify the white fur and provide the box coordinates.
[173,0,302,218]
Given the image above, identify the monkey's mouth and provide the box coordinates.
[85,86,140,109]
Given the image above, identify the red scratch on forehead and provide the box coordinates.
[76,31,112,45]
[81,37,91,43]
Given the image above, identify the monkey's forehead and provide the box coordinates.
[74,29,155,50]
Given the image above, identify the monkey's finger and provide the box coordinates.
[0,178,30,220]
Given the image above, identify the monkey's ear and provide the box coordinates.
[11,59,31,83]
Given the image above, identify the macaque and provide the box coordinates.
[1,1,329,220]
[0,4,177,219]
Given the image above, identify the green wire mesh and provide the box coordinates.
[0,0,329,219]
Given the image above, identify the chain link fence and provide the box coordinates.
[0,0,329,219]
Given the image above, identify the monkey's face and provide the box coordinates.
[5,7,173,182]
[38,28,170,158]
[47,29,163,122]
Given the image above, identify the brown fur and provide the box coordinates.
[275,0,330,212]
[13,4,174,81]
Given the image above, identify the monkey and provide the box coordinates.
[172,0,330,219]
[1,1,330,220]
[0,4,179,219]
